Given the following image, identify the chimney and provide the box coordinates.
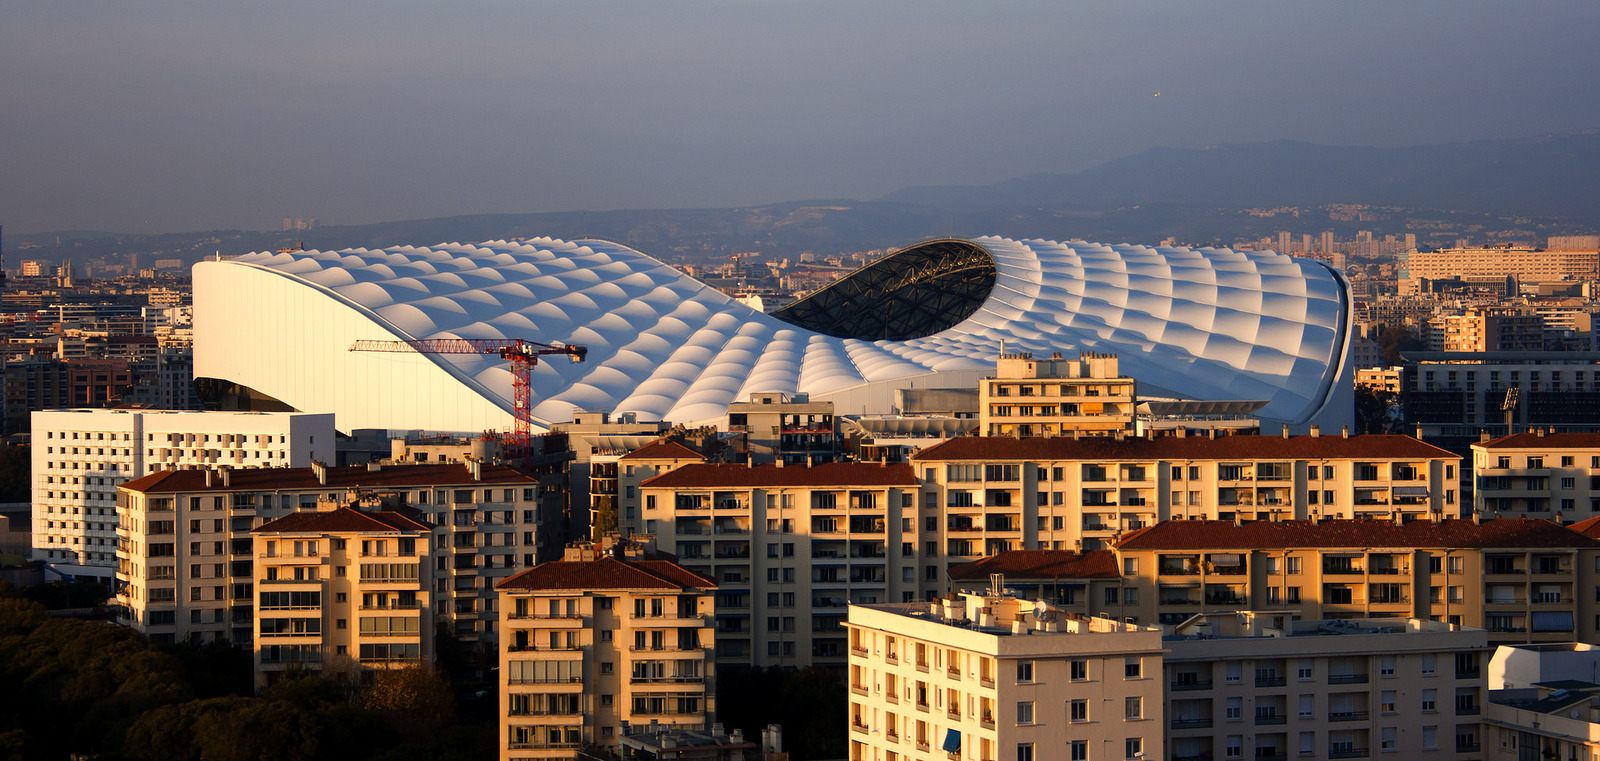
[1282,425,1290,439]
[775,458,784,468]
[1537,428,1547,438]
[1415,424,1424,441]
[204,469,214,488]
[1208,427,1217,440]
[1479,430,1490,443]
[311,460,328,486]
[1233,514,1244,527]
[220,467,231,488]
[367,461,382,472]
[1471,512,1481,525]
[1341,426,1349,438]
[1309,425,1320,438]
[467,456,483,481]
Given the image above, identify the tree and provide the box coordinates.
[361,666,455,738]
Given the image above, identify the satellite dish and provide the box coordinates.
[1034,600,1049,618]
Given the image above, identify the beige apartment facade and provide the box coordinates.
[495,544,716,761]
[1164,614,1489,761]
[1405,247,1600,286]
[845,592,1164,761]
[251,505,434,689]
[637,461,924,667]
[1111,518,1600,646]
[912,433,1461,557]
[979,352,1135,438]
[115,461,542,645]
[1473,431,1600,519]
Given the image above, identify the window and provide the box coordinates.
[1379,656,1395,677]
[1124,656,1141,678]
[1070,660,1088,681]
[1070,741,1088,761]
[1070,699,1088,722]
[1016,660,1034,683]
[1225,736,1242,758]
[1016,701,1034,725]
[1104,587,1119,605]
[1380,690,1396,713]
[1422,726,1438,750]
[1297,660,1313,680]
[1124,738,1142,760]
[1381,726,1397,751]
[1016,743,1034,761]
[1125,696,1142,720]
[1421,688,1437,711]
[1226,696,1242,720]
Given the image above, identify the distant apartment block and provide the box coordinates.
[1403,355,1600,442]
[1164,613,1489,761]
[1111,518,1600,646]
[1484,642,1600,761]
[251,504,434,689]
[496,544,716,761]
[637,461,924,668]
[1473,431,1600,519]
[911,433,1460,555]
[115,461,542,646]
[978,352,1135,438]
[33,408,333,579]
[1404,247,1599,287]
[727,392,838,465]
[845,591,1164,761]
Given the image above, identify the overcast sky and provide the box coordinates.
[3,1,1598,234]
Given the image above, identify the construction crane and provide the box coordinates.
[349,338,587,444]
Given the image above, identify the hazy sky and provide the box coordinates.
[3,1,1599,234]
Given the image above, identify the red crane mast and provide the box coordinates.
[349,338,588,444]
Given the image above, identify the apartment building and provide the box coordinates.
[1403,354,1600,444]
[1473,431,1600,519]
[548,411,672,541]
[845,591,1164,761]
[637,461,923,667]
[251,504,433,689]
[115,461,542,645]
[1427,310,1546,353]
[1112,518,1600,646]
[32,408,333,579]
[616,438,708,536]
[1484,643,1600,761]
[946,550,1122,614]
[912,432,1460,557]
[1164,613,1489,761]
[978,352,1135,438]
[1404,247,1599,286]
[727,392,838,464]
[496,544,716,761]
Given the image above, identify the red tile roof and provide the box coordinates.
[620,439,705,461]
[253,506,432,534]
[948,550,1120,581]
[1113,518,1600,551]
[496,556,714,592]
[1568,515,1600,539]
[120,462,537,494]
[1476,432,1600,450]
[913,434,1457,462]
[640,461,918,489]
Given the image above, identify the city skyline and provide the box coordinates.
[3,2,1600,233]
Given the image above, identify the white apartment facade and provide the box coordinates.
[116,461,542,646]
[32,408,333,579]
[846,592,1164,761]
[1164,614,1489,761]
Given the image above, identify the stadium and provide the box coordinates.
[193,236,1353,434]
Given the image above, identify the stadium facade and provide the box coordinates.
[194,236,1353,434]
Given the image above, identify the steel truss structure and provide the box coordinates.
[772,239,997,340]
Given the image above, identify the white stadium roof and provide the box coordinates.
[194,236,1352,434]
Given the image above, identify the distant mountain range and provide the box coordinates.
[12,130,1598,265]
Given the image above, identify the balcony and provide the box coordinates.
[1170,679,1213,691]
[1328,711,1369,722]
[1328,674,1369,685]
[1171,718,1214,729]
[1256,675,1286,688]
[1255,714,1287,726]
[1327,750,1369,760]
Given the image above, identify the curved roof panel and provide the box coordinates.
[194,236,1350,433]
